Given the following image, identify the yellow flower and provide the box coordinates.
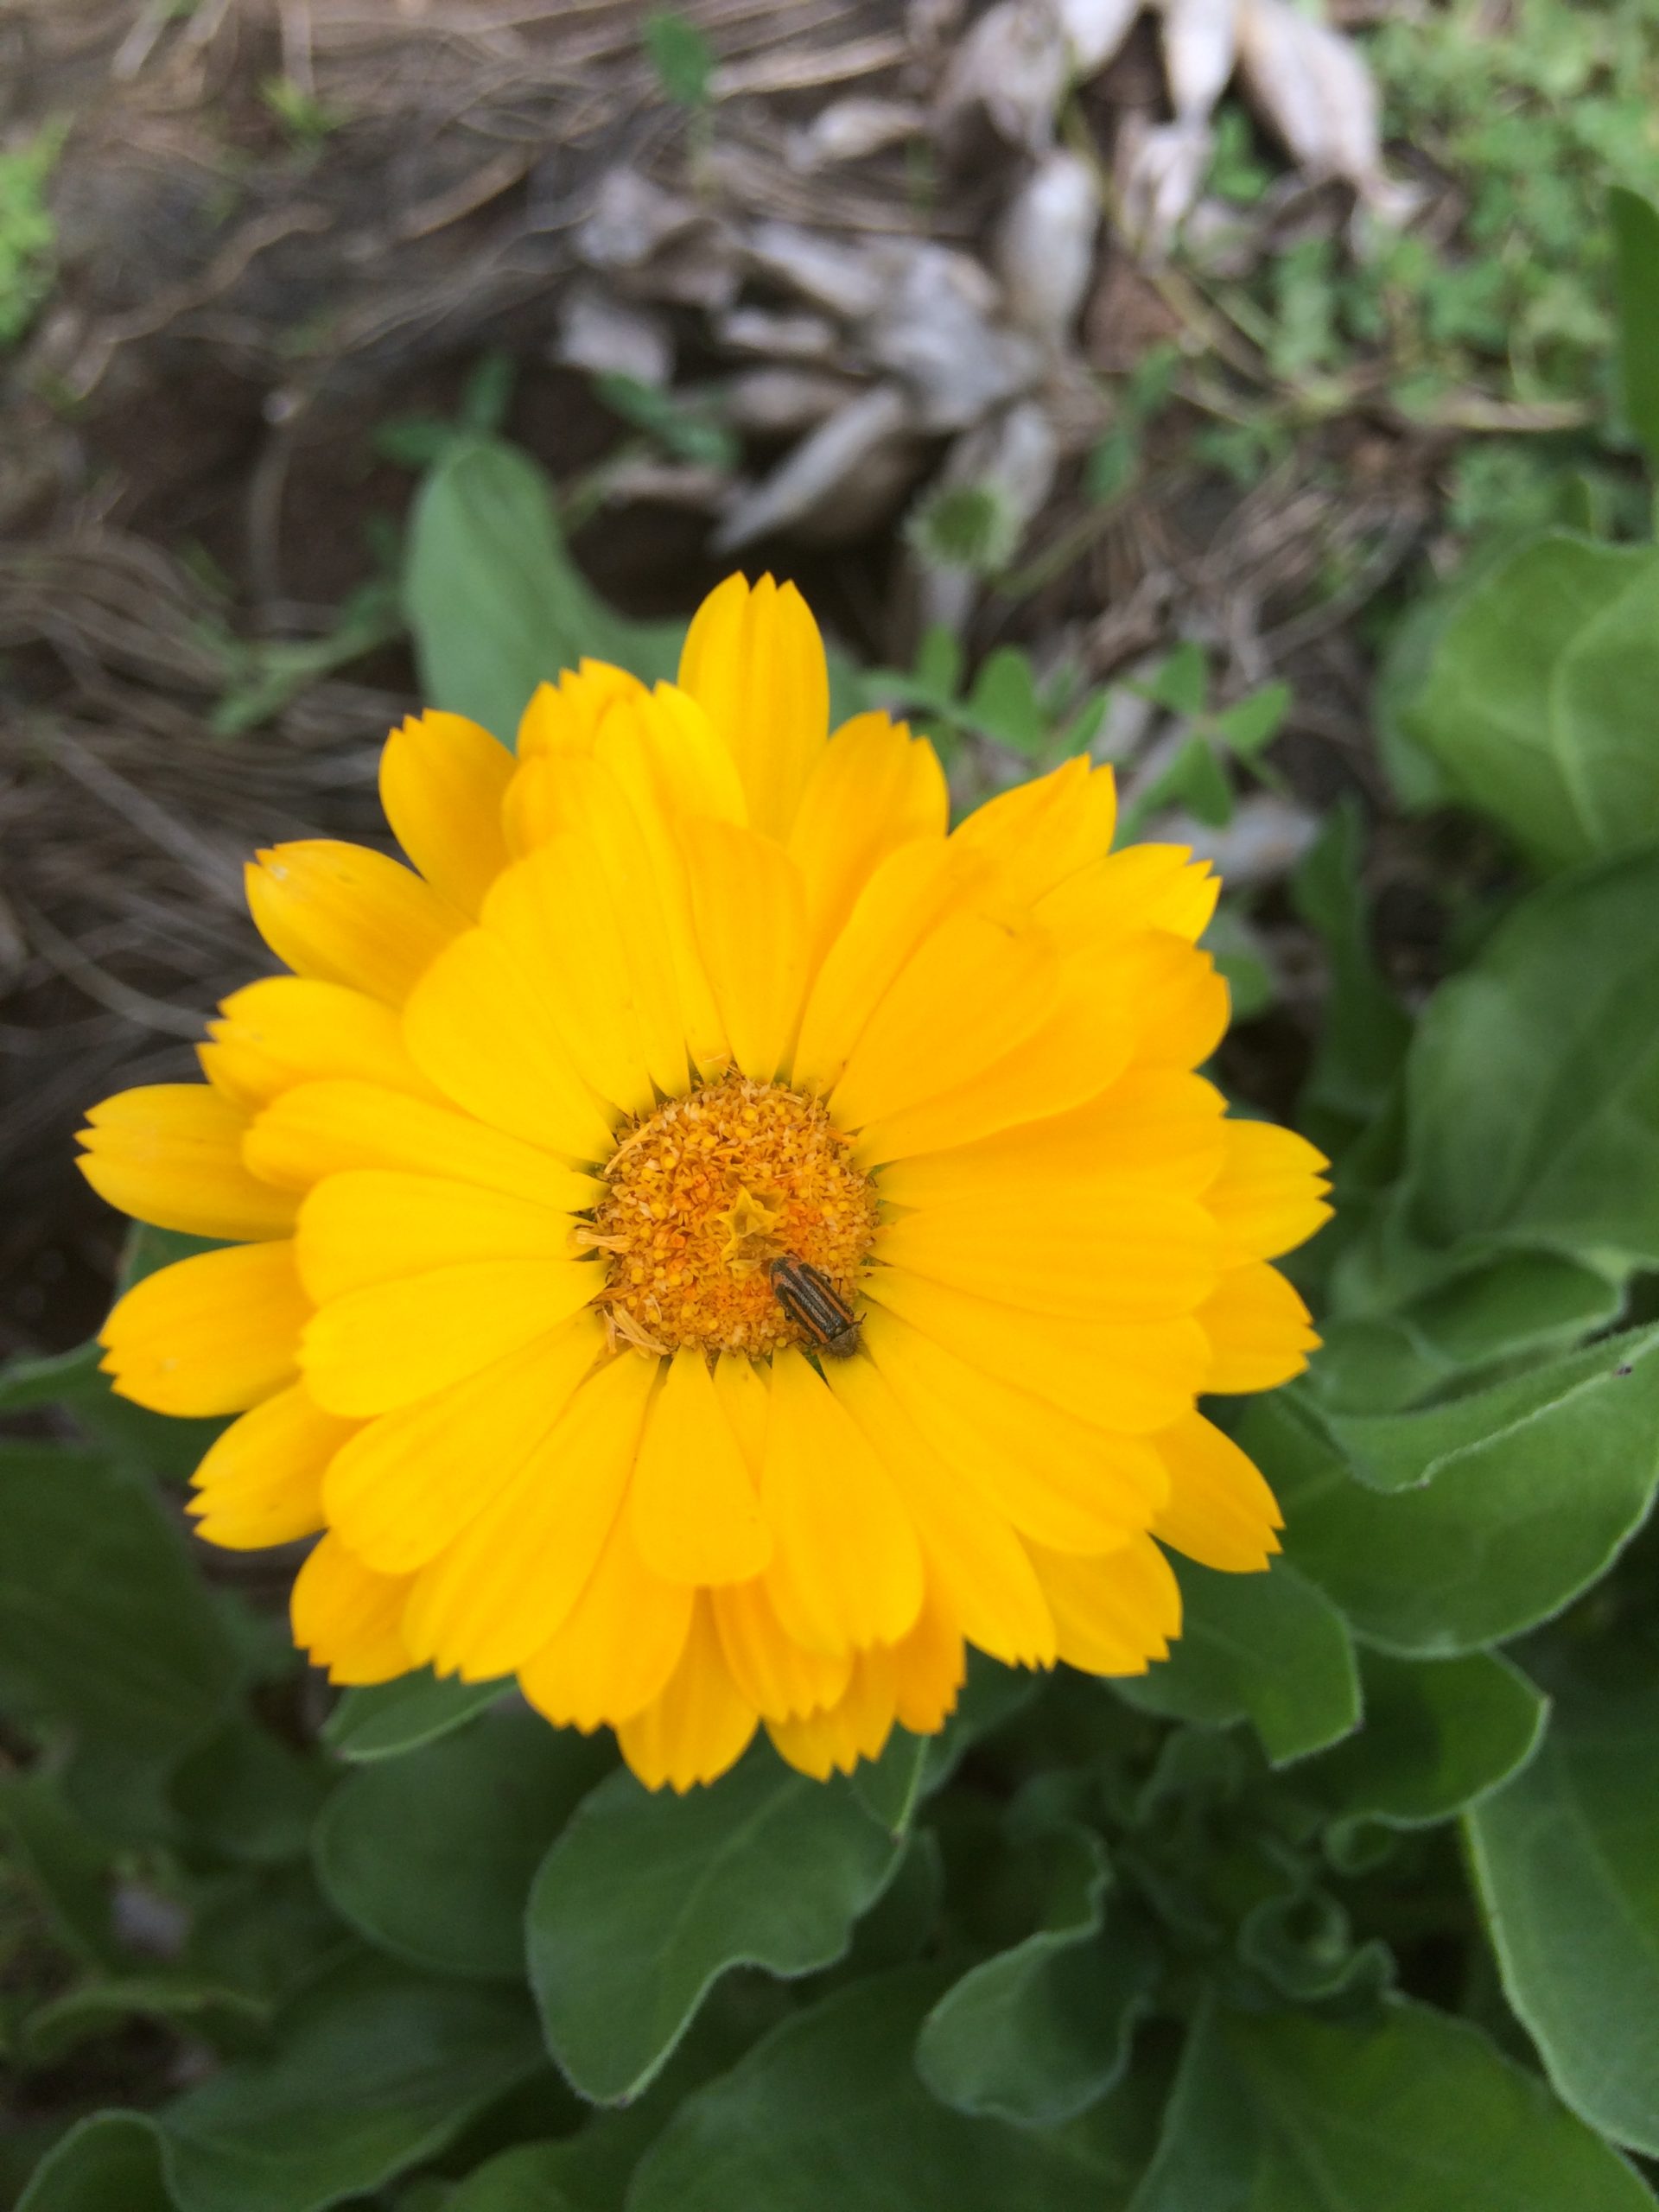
[77,575,1329,1791]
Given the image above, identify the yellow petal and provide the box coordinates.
[1206,1119,1332,1265]
[594,680,748,829]
[891,1585,969,1734]
[712,1349,769,1470]
[188,1382,353,1550]
[876,1068,1228,1210]
[876,1185,1220,1322]
[301,1256,600,1420]
[951,755,1117,902]
[767,1645,898,1780]
[518,1506,694,1731]
[322,1317,603,1573]
[677,573,829,839]
[1027,1533,1182,1675]
[78,1084,296,1241]
[379,711,514,917]
[831,909,1060,1136]
[760,1348,925,1656]
[1037,843,1218,946]
[824,1351,1056,1667]
[515,659,645,766]
[791,840,986,1096]
[403,926,615,1163]
[1152,1412,1282,1572]
[200,976,435,1112]
[711,1579,853,1722]
[617,1595,759,1792]
[1132,944,1229,1068]
[482,841,658,1116]
[865,1269,1207,1436]
[860,1305,1160,1554]
[402,1351,655,1679]
[291,1530,414,1686]
[1198,1262,1319,1393]
[788,713,949,974]
[524,754,703,1091]
[682,819,809,1083]
[853,951,1141,1165]
[296,1171,580,1305]
[100,1240,309,1416]
[629,1347,772,1585]
[244,1079,596,1211]
[245,842,462,1005]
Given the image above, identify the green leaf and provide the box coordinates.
[16,2113,174,2212]
[160,1955,544,2212]
[917,1825,1157,2126]
[172,1719,331,1866]
[404,436,682,745]
[850,1727,929,1839]
[0,1446,240,1761]
[1394,850,1659,1272]
[644,10,714,105]
[0,1772,120,1968]
[1243,1332,1659,1654]
[442,2143,585,2212]
[1213,681,1290,759]
[1290,801,1412,1155]
[629,1969,1107,2212]
[1315,1250,1630,1416]
[320,1669,510,1763]
[1141,641,1208,715]
[1610,186,1659,474]
[1310,1649,1548,1855]
[964,647,1046,753]
[1129,1997,1655,2212]
[527,1751,903,2103]
[24,1974,269,2067]
[1467,1665,1659,2156]
[315,1708,610,1981]
[1393,532,1659,870]
[1115,1555,1361,1765]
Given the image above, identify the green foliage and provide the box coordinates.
[1386,536,1659,868]
[1131,1997,1654,2211]
[527,1755,905,2102]
[0,122,63,349]
[643,11,715,110]
[1468,1644,1659,2156]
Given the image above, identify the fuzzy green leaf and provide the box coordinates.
[527,1751,902,2103]
[16,2113,174,2212]
[916,1825,1156,2126]
[629,1970,1106,2211]
[321,1670,510,1763]
[0,1446,239,1761]
[1115,1555,1361,1764]
[315,1709,610,1981]
[1252,1328,1659,1654]
[1467,1665,1659,2157]
[1130,1997,1654,2212]
[1310,1648,1548,1852]
[160,1955,543,2212]
[1392,533,1659,869]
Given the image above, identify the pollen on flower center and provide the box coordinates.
[588,1073,879,1357]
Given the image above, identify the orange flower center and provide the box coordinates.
[588,1074,878,1357]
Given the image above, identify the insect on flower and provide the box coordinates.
[769,1256,861,1358]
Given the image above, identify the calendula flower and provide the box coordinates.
[78,575,1328,1790]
